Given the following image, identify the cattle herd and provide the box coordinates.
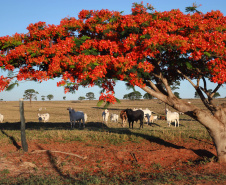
[0,106,181,129]
[101,108,180,129]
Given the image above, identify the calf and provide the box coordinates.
[110,113,119,123]
[125,109,144,129]
[38,113,50,123]
[160,115,166,120]
[102,109,109,124]
[142,108,152,123]
[145,114,158,125]
[0,114,4,123]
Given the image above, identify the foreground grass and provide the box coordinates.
[0,119,212,145]
[0,122,222,184]
[1,167,225,185]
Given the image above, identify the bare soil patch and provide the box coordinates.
[0,137,225,183]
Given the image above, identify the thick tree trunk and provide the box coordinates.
[208,124,226,163]
[193,107,226,163]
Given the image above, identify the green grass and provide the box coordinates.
[0,120,213,146]
[0,168,225,185]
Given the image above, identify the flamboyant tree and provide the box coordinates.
[0,2,226,162]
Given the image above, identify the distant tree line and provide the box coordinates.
[20,88,221,103]
[123,91,152,100]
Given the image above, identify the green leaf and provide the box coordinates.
[140,35,145,39]
[204,52,211,57]
[69,65,75,68]
[30,53,37,58]
[116,98,121,103]
[185,62,192,69]
[97,100,104,107]
[81,35,90,41]
[104,101,110,109]
[6,82,18,91]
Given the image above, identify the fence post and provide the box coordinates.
[19,98,28,152]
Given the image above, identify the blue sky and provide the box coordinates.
[0,0,226,101]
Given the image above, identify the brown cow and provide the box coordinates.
[160,115,166,120]
[120,110,127,127]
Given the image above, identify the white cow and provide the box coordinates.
[142,108,152,123]
[166,108,179,127]
[145,114,153,125]
[84,113,88,123]
[67,107,86,128]
[0,114,4,123]
[153,115,158,122]
[38,113,50,123]
[145,114,158,125]
[110,113,119,122]
[102,109,109,124]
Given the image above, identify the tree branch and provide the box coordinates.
[146,80,161,93]
[177,69,197,88]
[202,77,207,92]
[210,84,222,98]
[141,85,169,103]
[176,69,217,112]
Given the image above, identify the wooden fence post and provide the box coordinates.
[19,98,28,152]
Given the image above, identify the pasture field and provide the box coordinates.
[0,99,226,184]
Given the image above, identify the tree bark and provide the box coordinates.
[194,109,226,163]
[212,129,226,163]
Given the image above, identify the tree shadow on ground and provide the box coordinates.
[147,122,161,127]
[92,107,123,111]
[189,136,214,146]
[35,144,77,182]
[0,129,21,150]
[90,124,217,161]
[0,122,73,130]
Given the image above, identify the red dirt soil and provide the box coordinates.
[0,138,226,181]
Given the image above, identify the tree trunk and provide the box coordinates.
[207,124,226,163]
[193,107,226,163]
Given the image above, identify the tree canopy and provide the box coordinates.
[1,2,225,101]
[1,2,226,162]
[124,91,142,100]
[143,92,153,99]
[86,92,95,100]
[23,89,39,104]
[47,94,54,100]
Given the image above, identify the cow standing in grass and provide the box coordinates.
[0,114,4,123]
[125,109,144,129]
[120,110,127,127]
[102,109,109,124]
[67,107,85,128]
[166,108,179,127]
